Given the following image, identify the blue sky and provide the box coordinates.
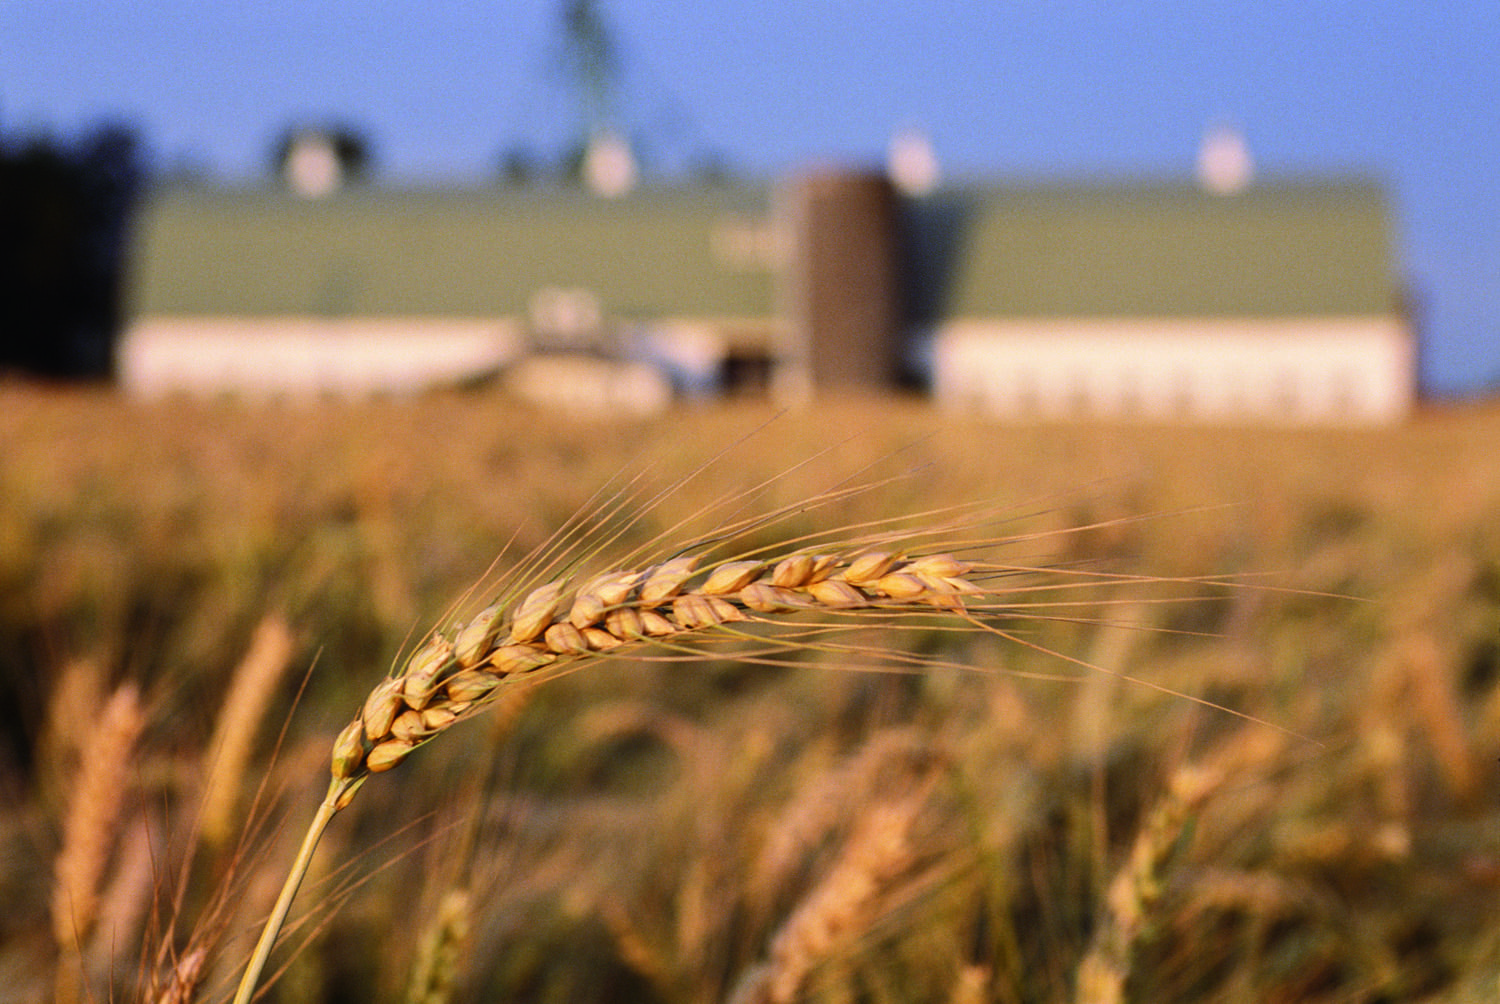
[4,2,1498,395]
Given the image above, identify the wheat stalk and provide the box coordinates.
[200,615,296,849]
[231,543,989,1001]
[404,887,472,1004]
[1074,762,1224,1004]
[732,785,930,1004]
[53,682,144,1004]
[229,465,1268,1003]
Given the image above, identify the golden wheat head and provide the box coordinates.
[329,548,980,795]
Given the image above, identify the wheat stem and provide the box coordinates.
[231,778,353,1004]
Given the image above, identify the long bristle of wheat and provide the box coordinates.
[52,682,144,1004]
[330,549,982,786]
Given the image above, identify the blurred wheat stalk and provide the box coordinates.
[20,392,1500,1003]
[52,682,143,1004]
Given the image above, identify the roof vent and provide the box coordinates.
[1196,122,1253,195]
[583,129,637,198]
[887,126,940,196]
[284,132,343,199]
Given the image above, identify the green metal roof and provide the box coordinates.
[127,184,775,320]
[906,180,1398,319]
[129,177,1400,324]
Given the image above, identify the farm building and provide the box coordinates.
[911,180,1414,424]
[121,184,779,409]
[121,169,1414,423]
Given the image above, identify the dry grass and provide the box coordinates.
[5,385,1500,1002]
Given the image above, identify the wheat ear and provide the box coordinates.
[53,682,144,1004]
[732,785,929,1004]
[200,615,296,849]
[230,546,983,1002]
[1074,763,1222,1004]
[404,888,473,1004]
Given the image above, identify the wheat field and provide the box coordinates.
[4,384,1500,1003]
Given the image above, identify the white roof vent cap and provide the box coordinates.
[1197,122,1253,195]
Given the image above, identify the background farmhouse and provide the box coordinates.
[122,146,1415,424]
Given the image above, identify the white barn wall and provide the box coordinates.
[930,317,1414,424]
[121,317,524,398]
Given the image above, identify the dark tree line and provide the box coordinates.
[0,123,142,379]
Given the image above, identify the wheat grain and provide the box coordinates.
[947,964,991,1004]
[149,947,207,1004]
[40,655,106,803]
[230,541,991,1003]
[1393,630,1476,804]
[751,727,933,909]
[88,813,156,985]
